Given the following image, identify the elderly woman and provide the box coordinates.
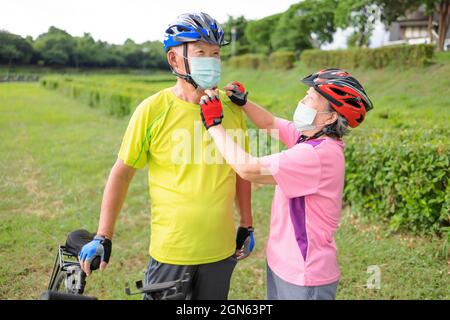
[199,68,373,300]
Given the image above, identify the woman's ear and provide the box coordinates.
[326,112,339,126]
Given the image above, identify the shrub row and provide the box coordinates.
[301,44,435,69]
[269,51,296,70]
[228,51,295,70]
[41,77,146,116]
[344,128,449,236]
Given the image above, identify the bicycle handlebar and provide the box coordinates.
[90,256,100,271]
[40,290,97,300]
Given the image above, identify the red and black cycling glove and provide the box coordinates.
[200,94,223,129]
[229,81,248,106]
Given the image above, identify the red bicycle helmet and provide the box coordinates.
[301,68,373,128]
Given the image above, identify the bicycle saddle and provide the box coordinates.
[65,229,96,256]
[65,229,101,270]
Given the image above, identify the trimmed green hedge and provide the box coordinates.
[345,128,449,236]
[41,77,144,116]
[228,51,296,70]
[269,51,295,70]
[228,54,268,69]
[301,44,435,69]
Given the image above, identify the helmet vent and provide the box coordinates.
[175,25,190,33]
[330,88,348,96]
[345,98,361,109]
[192,19,204,30]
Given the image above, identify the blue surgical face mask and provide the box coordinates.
[189,57,221,89]
[293,102,330,131]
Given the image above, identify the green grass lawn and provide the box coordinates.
[0,82,448,299]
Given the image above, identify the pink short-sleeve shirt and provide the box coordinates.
[261,117,345,286]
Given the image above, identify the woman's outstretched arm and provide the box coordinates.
[224,83,277,131]
[208,125,276,185]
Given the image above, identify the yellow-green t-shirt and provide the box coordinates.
[118,87,249,265]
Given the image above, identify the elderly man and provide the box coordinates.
[78,12,254,300]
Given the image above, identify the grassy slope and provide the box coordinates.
[0,82,448,299]
[221,58,450,131]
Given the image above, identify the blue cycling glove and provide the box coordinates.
[79,235,112,267]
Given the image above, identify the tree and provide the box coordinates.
[347,31,371,47]
[0,26,173,70]
[100,43,125,67]
[335,0,380,47]
[0,44,21,66]
[271,9,312,52]
[245,13,282,54]
[424,0,450,51]
[118,39,167,70]
[375,0,422,23]
[73,33,101,67]
[221,16,250,57]
[271,0,337,53]
[295,0,338,47]
[140,41,168,69]
[121,39,146,68]
[0,31,33,66]
[33,26,76,65]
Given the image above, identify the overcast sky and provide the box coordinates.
[1,0,389,48]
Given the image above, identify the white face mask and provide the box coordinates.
[172,51,221,89]
[189,56,221,89]
[293,102,330,131]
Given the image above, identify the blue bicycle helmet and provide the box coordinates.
[163,12,228,89]
[164,12,228,52]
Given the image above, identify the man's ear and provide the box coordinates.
[167,50,178,71]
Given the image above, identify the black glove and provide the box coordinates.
[236,226,255,260]
[228,81,248,107]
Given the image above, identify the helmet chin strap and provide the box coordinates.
[297,128,326,144]
[169,43,199,90]
[296,122,337,144]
